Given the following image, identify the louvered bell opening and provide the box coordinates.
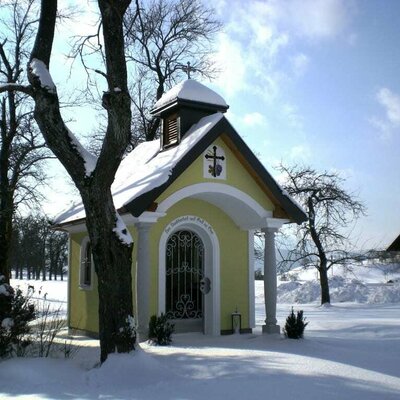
[163,114,180,149]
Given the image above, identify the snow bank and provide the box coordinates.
[87,349,175,391]
[277,266,400,304]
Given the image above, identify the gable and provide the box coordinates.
[124,116,306,224]
[156,136,275,214]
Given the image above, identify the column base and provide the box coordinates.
[262,324,281,334]
[136,329,148,343]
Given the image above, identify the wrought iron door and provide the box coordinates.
[166,230,204,319]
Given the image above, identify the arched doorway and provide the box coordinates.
[165,230,207,332]
[159,216,220,335]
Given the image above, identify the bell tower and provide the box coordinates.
[151,80,229,151]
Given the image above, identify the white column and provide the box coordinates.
[248,230,255,329]
[262,227,280,334]
[136,222,152,339]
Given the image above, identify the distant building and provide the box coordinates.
[387,234,400,251]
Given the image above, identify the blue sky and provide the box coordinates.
[41,0,399,249]
[203,0,400,248]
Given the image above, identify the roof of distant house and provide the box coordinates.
[387,234,400,251]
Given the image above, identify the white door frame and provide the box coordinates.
[159,215,220,335]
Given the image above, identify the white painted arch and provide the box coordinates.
[159,215,220,336]
[157,183,273,230]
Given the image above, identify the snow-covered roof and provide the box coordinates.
[153,80,228,111]
[54,113,224,225]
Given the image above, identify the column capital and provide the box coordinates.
[261,217,288,231]
[135,221,153,231]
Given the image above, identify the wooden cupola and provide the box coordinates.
[151,80,229,150]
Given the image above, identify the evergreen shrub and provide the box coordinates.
[0,276,35,358]
[283,307,308,339]
[148,313,174,345]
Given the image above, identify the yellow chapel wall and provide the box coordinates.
[69,228,139,335]
[69,232,99,334]
[69,134,274,334]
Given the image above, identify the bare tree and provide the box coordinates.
[10,213,67,281]
[277,164,366,304]
[46,229,68,281]
[124,0,221,143]
[1,0,137,363]
[0,0,48,283]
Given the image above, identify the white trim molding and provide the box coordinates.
[158,183,268,217]
[158,215,221,336]
[67,235,72,329]
[248,230,255,328]
[157,183,273,230]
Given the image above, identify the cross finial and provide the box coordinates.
[182,61,196,79]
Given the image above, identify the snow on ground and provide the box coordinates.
[276,263,400,304]
[2,265,400,400]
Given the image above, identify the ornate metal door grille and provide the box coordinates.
[166,230,204,319]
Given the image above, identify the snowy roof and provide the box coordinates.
[153,80,228,111]
[54,113,224,225]
[55,80,307,227]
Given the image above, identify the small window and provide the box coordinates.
[80,238,93,289]
[163,114,180,148]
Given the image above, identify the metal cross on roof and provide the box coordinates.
[205,146,225,177]
[182,61,196,79]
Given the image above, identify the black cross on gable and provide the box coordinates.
[205,146,225,177]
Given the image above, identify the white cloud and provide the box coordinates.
[212,0,354,103]
[213,34,247,98]
[290,53,310,77]
[376,87,400,126]
[275,0,353,40]
[288,144,312,161]
[243,112,267,127]
[282,103,304,130]
[370,87,400,140]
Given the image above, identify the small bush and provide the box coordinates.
[0,277,35,358]
[283,307,308,339]
[114,315,137,352]
[148,313,174,345]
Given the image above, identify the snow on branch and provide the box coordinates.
[0,83,33,96]
[66,128,98,177]
[113,212,133,246]
[29,58,56,94]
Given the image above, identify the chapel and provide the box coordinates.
[55,80,306,337]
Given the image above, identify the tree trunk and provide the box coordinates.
[83,187,135,363]
[307,197,331,304]
[319,263,331,305]
[0,190,13,283]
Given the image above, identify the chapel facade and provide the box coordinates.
[56,80,306,338]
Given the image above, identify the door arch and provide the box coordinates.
[165,230,205,332]
[159,216,220,335]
